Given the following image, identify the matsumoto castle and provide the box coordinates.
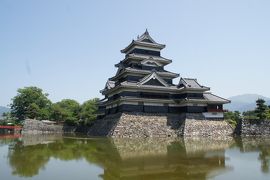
[98,30,230,119]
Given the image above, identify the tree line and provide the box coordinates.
[3,86,99,126]
[225,98,270,127]
[3,87,270,127]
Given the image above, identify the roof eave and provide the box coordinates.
[185,99,230,104]
[207,100,231,104]
[204,93,231,104]
[123,54,172,65]
[184,87,210,91]
[121,41,166,53]
[110,69,179,81]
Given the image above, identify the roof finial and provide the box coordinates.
[137,35,140,39]
[145,28,149,35]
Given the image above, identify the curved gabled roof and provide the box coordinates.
[203,93,231,104]
[137,29,157,43]
[137,71,170,87]
[121,30,166,53]
[179,78,210,90]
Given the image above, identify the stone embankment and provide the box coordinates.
[87,112,234,138]
[183,119,233,137]
[22,119,76,134]
[237,119,270,136]
[25,115,270,137]
[88,113,184,137]
[22,119,63,134]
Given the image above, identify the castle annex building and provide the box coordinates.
[99,30,230,119]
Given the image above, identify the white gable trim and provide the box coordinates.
[138,72,169,87]
[141,58,162,67]
[125,45,161,55]
[105,80,115,90]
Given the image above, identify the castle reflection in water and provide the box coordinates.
[3,135,270,180]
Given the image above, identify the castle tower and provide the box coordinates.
[98,30,230,119]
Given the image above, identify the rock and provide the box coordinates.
[238,119,270,136]
[22,119,64,134]
[87,112,233,137]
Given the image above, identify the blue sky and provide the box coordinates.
[1,0,270,106]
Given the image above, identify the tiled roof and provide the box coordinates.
[183,78,201,88]
[127,53,172,62]
[203,93,230,103]
[121,31,165,53]
[110,67,179,81]
[179,78,209,90]
[136,29,157,43]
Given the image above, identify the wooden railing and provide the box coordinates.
[0,126,22,130]
[207,109,224,113]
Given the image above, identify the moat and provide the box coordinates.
[0,135,270,180]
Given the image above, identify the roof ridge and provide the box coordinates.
[183,77,197,80]
[205,93,231,102]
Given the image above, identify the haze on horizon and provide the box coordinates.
[1,0,270,107]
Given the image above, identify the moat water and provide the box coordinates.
[0,135,270,180]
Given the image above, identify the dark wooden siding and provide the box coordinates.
[128,63,164,71]
[128,48,160,56]
[104,104,207,115]
[108,91,203,101]
[207,104,223,112]
[172,93,204,99]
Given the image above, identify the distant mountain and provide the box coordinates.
[224,94,270,112]
[0,106,10,119]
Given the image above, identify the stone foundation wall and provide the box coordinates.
[22,119,77,134]
[88,113,184,137]
[112,113,184,138]
[88,113,233,138]
[87,113,122,136]
[238,119,270,136]
[183,119,234,137]
[22,119,63,134]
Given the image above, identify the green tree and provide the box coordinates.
[50,104,68,123]
[50,99,80,125]
[10,87,51,120]
[26,103,40,119]
[80,98,99,125]
[255,99,268,120]
[266,109,270,120]
[243,110,257,120]
[224,111,241,127]
[39,107,51,120]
